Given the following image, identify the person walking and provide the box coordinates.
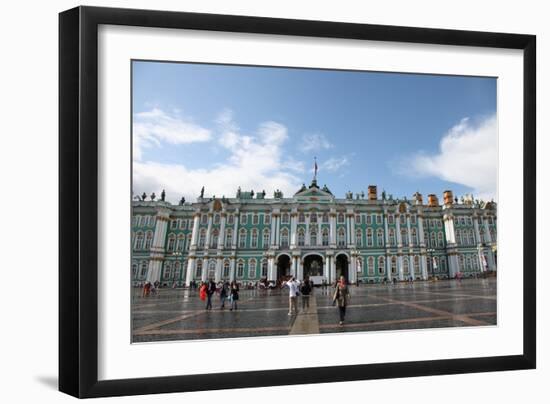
[219,280,229,309]
[205,278,216,310]
[300,277,312,311]
[332,276,351,326]
[199,281,207,302]
[229,281,239,311]
[283,277,301,316]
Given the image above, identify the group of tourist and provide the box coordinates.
[198,280,240,311]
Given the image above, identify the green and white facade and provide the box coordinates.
[131,179,497,287]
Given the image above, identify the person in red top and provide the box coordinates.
[199,282,207,302]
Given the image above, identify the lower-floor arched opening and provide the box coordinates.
[276,254,291,281]
[335,254,349,281]
[303,254,323,279]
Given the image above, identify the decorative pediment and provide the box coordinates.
[294,182,334,201]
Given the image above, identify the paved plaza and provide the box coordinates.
[131,278,496,343]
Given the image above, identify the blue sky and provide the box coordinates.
[132,60,497,204]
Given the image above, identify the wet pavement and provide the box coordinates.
[132,278,496,343]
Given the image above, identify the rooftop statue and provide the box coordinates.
[381,190,386,200]
[141,192,147,201]
[161,189,166,202]
[237,186,241,198]
[179,196,185,205]
[150,192,156,201]
[200,186,204,198]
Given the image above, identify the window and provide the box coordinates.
[252,214,259,225]
[403,257,410,274]
[167,235,176,252]
[430,232,436,248]
[337,213,344,223]
[488,216,494,225]
[472,256,479,271]
[377,228,384,247]
[490,228,496,243]
[461,216,466,226]
[187,234,192,250]
[149,216,156,227]
[467,217,473,226]
[201,214,207,225]
[163,262,172,280]
[466,256,472,271]
[281,228,289,247]
[414,256,420,275]
[171,220,178,230]
[368,257,375,275]
[337,227,346,247]
[179,219,185,229]
[241,214,248,225]
[239,229,247,248]
[376,214,382,225]
[135,232,144,250]
[388,214,394,224]
[264,214,271,224]
[237,260,244,278]
[223,260,230,278]
[261,259,268,277]
[132,262,138,278]
[355,214,361,224]
[322,213,329,223]
[282,213,289,223]
[391,256,397,275]
[367,228,373,247]
[400,215,405,225]
[262,229,270,248]
[310,228,317,246]
[195,260,203,278]
[251,229,258,248]
[356,229,363,247]
[377,256,385,275]
[310,213,317,223]
[366,215,372,225]
[177,234,185,251]
[174,262,182,280]
[322,228,329,246]
[198,229,206,248]
[411,215,416,224]
[424,231,429,246]
[140,261,148,278]
[458,255,465,271]
[401,228,408,245]
[227,214,234,225]
[211,229,219,249]
[214,214,221,225]
[225,229,233,247]
[389,229,396,246]
[145,231,153,249]
[438,232,444,247]
[441,258,447,272]
[208,260,216,279]
[248,259,257,278]
[411,228,418,245]
[299,213,305,223]
[298,229,305,246]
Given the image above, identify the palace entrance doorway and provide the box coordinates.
[276,254,291,281]
[335,254,349,281]
[303,254,323,279]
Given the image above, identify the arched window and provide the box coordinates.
[411,215,416,224]
[466,256,472,271]
[248,259,257,279]
[377,228,384,247]
[414,256,421,275]
[310,213,317,223]
[472,256,479,271]
[299,213,305,223]
[223,260,230,279]
[132,262,138,279]
[441,258,447,273]
[298,228,305,246]
[264,214,271,224]
[391,256,397,275]
[211,229,219,249]
[237,260,244,278]
[337,227,346,247]
[213,214,220,225]
[389,229,396,246]
[438,232,444,247]
[424,231,429,246]
[239,229,247,248]
[252,214,259,225]
[140,261,148,278]
[356,229,363,247]
[400,215,406,225]
[251,229,258,248]
[177,234,185,251]
[458,255,465,271]
[225,229,233,247]
[174,262,181,281]
[322,228,329,246]
[282,213,289,223]
[460,216,466,226]
[403,257,410,274]
[430,232,436,248]
[366,214,372,225]
[227,214,234,225]
[388,214,394,224]
[376,214,383,225]
[469,229,475,245]
[337,213,344,223]
[377,256,385,275]
[145,231,153,249]
[207,260,216,280]
[261,259,268,278]
[367,256,375,275]
[401,228,408,245]
[135,232,144,250]
[367,228,373,247]
[281,228,289,247]
[187,234,192,250]
[195,260,203,278]
[171,220,178,230]
[262,229,270,248]
[201,214,207,225]
[198,229,206,248]
[411,228,418,245]
[240,214,248,225]
[322,213,329,223]
[167,234,176,252]
[310,227,317,246]
[163,262,172,280]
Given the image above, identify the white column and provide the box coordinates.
[305,214,310,246]
[346,216,351,246]
[330,256,336,283]
[147,259,163,283]
[275,215,281,246]
[325,256,331,283]
[215,258,222,282]
[270,213,276,247]
[349,255,356,283]
[231,211,239,249]
[350,214,356,246]
[317,225,323,246]
[398,255,404,281]
[329,214,336,247]
[444,214,456,244]
[386,255,392,280]
[290,213,297,248]
[418,214,426,246]
[483,217,491,244]
[185,257,195,286]
[268,256,275,281]
[204,213,213,248]
[396,215,402,247]
[448,253,459,278]
[218,213,226,250]
[473,215,482,244]
[383,212,390,245]
[292,257,298,278]
[201,259,208,282]
[421,254,428,280]
[406,214,413,247]
[297,258,303,280]
[230,258,236,281]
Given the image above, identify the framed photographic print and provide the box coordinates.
[59,6,536,398]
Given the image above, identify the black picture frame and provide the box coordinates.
[59,5,536,398]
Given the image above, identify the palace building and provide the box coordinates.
[131,178,497,287]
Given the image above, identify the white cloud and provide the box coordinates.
[133,108,211,161]
[299,133,333,153]
[321,156,349,173]
[133,110,303,202]
[400,115,497,200]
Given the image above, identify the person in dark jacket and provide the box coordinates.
[206,278,216,310]
[229,281,239,311]
[300,277,312,311]
[219,281,229,309]
[332,276,351,325]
